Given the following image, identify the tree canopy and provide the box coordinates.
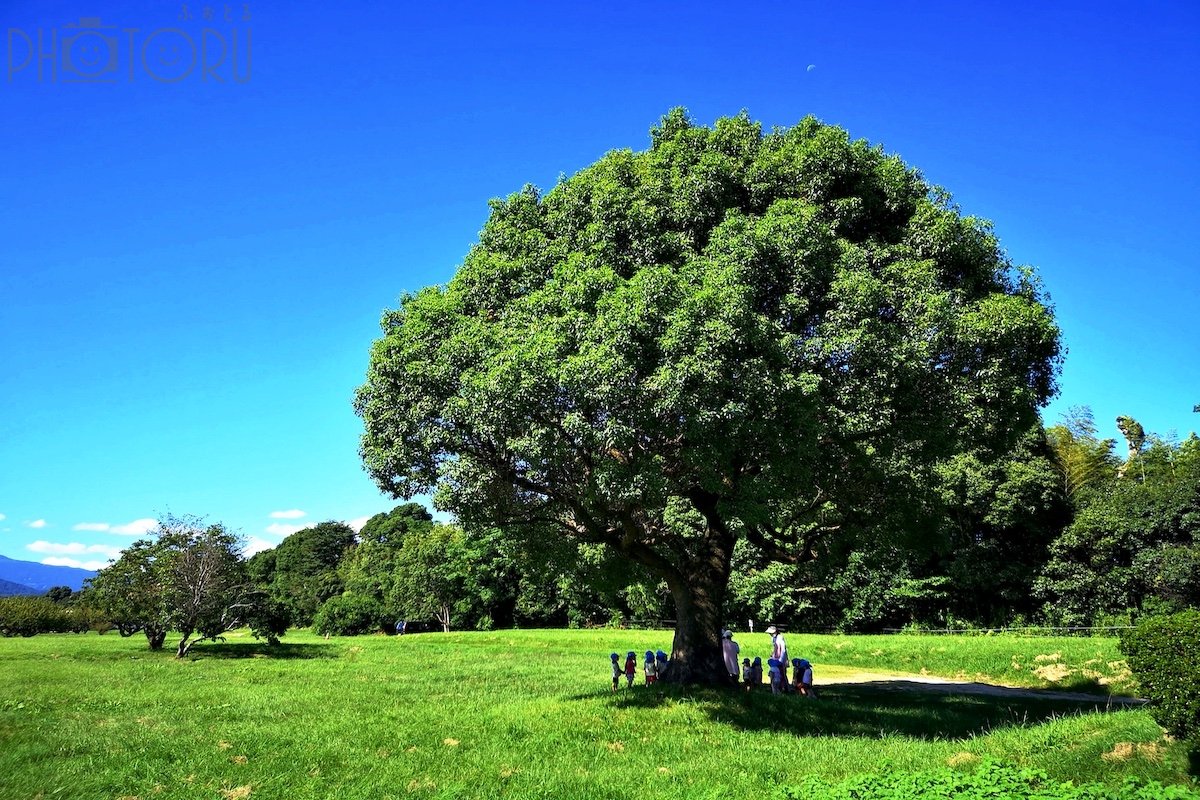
[259,521,355,626]
[85,514,283,657]
[356,110,1061,682]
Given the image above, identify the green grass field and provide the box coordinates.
[0,628,1192,799]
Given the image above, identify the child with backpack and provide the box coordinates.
[644,650,657,684]
[750,656,763,688]
[793,657,817,697]
[624,651,637,687]
[767,658,783,694]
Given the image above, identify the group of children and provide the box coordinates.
[609,648,817,697]
[744,655,817,696]
[610,650,669,690]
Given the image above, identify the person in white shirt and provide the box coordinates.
[721,629,740,682]
[767,625,789,690]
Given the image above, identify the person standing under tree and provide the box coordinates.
[721,629,740,683]
[767,626,789,691]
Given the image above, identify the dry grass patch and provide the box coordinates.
[1033,663,1072,683]
[1102,742,1165,762]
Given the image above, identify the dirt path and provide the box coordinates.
[825,672,1147,706]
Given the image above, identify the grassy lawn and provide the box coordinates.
[0,628,1191,799]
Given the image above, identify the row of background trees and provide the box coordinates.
[8,405,1194,648]
[248,406,1199,636]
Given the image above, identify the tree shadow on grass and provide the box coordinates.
[580,680,1145,741]
[186,640,338,660]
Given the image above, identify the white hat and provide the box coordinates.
[765,625,778,634]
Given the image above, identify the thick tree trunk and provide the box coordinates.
[145,625,166,651]
[661,570,735,685]
[658,503,738,686]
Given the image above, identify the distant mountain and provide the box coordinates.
[0,555,97,593]
[0,577,39,596]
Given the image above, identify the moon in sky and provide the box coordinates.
[807,64,816,72]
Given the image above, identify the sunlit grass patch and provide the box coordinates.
[0,629,1187,799]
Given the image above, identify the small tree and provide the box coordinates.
[391,525,470,633]
[85,514,283,657]
[84,538,167,647]
[43,586,74,604]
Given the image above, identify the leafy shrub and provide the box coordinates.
[0,596,78,636]
[780,760,1198,799]
[1120,610,1200,747]
[312,593,384,636]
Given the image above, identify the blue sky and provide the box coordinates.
[2,1,1197,570]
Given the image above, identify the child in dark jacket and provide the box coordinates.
[750,656,763,688]
[793,657,817,697]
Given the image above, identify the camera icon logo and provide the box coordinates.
[61,18,119,83]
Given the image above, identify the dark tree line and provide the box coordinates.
[16,406,1193,647]
[243,407,1196,638]
[248,503,672,636]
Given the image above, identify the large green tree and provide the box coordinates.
[1037,433,1200,625]
[265,521,355,626]
[1045,406,1117,504]
[356,111,1061,682]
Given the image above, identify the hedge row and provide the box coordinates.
[781,760,1198,799]
[0,596,105,637]
[1120,610,1200,749]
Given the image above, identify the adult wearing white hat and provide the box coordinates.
[766,625,789,690]
[721,629,740,682]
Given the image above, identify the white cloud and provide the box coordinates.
[27,519,48,529]
[109,518,158,536]
[27,540,123,560]
[41,556,110,571]
[0,513,6,521]
[242,536,277,557]
[269,509,307,519]
[265,522,305,537]
[70,519,157,536]
[346,515,372,533]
